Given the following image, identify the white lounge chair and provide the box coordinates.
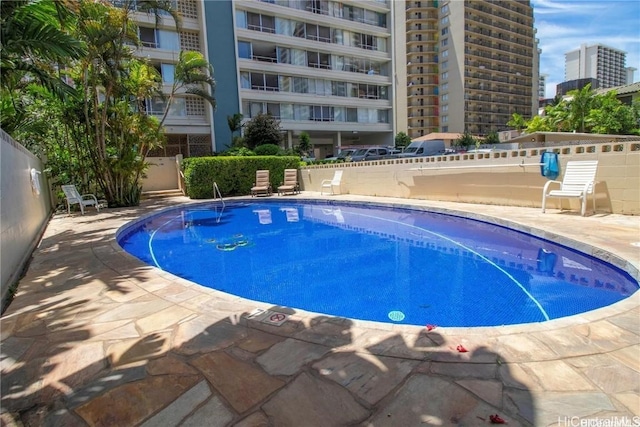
[61,184,100,215]
[541,160,599,216]
[321,170,343,195]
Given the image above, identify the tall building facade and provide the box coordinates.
[405,0,536,138]
[114,0,215,157]
[565,44,628,89]
[204,0,397,157]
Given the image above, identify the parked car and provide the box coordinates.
[394,139,446,158]
[348,147,391,162]
[325,148,357,162]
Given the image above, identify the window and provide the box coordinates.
[441,38,448,47]
[308,0,328,15]
[139,27,156,48]
[235,10,246,28]
[275,17,293,35]
[293,77,308,93]
[440,4,449,14]
[237,41,251,59]
[441,60,448,69]
[160,63,175,83]
[307,51,330,69]
[441,71,448,80]
[281,103,293,120]
[442,49,449,58]
[250,102,264,117]
[247,13,275,33]
[331,28,344,44]
[356,33,376,50]
[441,27,448,36]
[441,16,449,25]
[311,106,334,121]
[157,30,179,50]
[240,72,250,89]
[305,23,322,42]
[266,103,280,118]
[441,94,448,102]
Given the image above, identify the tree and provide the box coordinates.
[394,131,411,149]
[567,84,595,133]
[506,113,526,132]
[456,130,476,151]
[296,131,311,156]
[243,113,282,149]
[524,115,550,133]
[227,113,243,147]
[6,0,216,207]
[484,130,500,145]
[586,91,638,135]
[543,102,571,132]
[0,0,86,133]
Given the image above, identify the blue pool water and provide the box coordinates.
[117,201,638,327]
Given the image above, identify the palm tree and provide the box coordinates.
[0,0,86,132]
[67,0,215,206]
[567,84,595,133]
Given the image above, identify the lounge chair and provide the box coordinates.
[251,170,272,197]
[61,184,100,215]
[320,170,343,195]
[277,169,300,196]
[541,160,599,216]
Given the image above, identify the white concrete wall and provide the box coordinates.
[300,141,640,215]
[1,130,52,305]
[141,157,179,191]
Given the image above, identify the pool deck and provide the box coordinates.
[1,193,639,426]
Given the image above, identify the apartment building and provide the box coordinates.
[565,44,629,89]
[113,0,215,156]
[204,0,397,157]
[406,0,536,138]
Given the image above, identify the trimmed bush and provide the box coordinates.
[254,144,281,156]
[182,156,301,198]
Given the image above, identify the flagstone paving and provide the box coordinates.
[1,194,639,426]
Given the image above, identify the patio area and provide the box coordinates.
[1,193,638,426]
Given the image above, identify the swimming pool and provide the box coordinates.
[117,200,638,327]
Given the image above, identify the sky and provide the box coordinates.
[531,0,640,98]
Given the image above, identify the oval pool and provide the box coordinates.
[117,200,638,327]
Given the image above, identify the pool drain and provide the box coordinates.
[388,311,405,322]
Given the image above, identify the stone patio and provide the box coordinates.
[1,194,638,426]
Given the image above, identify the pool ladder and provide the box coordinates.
[213,182,225,223]
[213,182,225,207]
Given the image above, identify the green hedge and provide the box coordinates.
[182,156,301,198]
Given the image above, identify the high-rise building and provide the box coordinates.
[204,0,397,158]
[406,0,536,138]
[565,44,628,89]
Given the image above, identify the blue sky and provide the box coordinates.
[532,0,640,98]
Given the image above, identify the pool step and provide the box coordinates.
[141,189,185,199]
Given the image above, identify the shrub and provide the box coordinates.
[182,156,301,198]
[254,144,282,155]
